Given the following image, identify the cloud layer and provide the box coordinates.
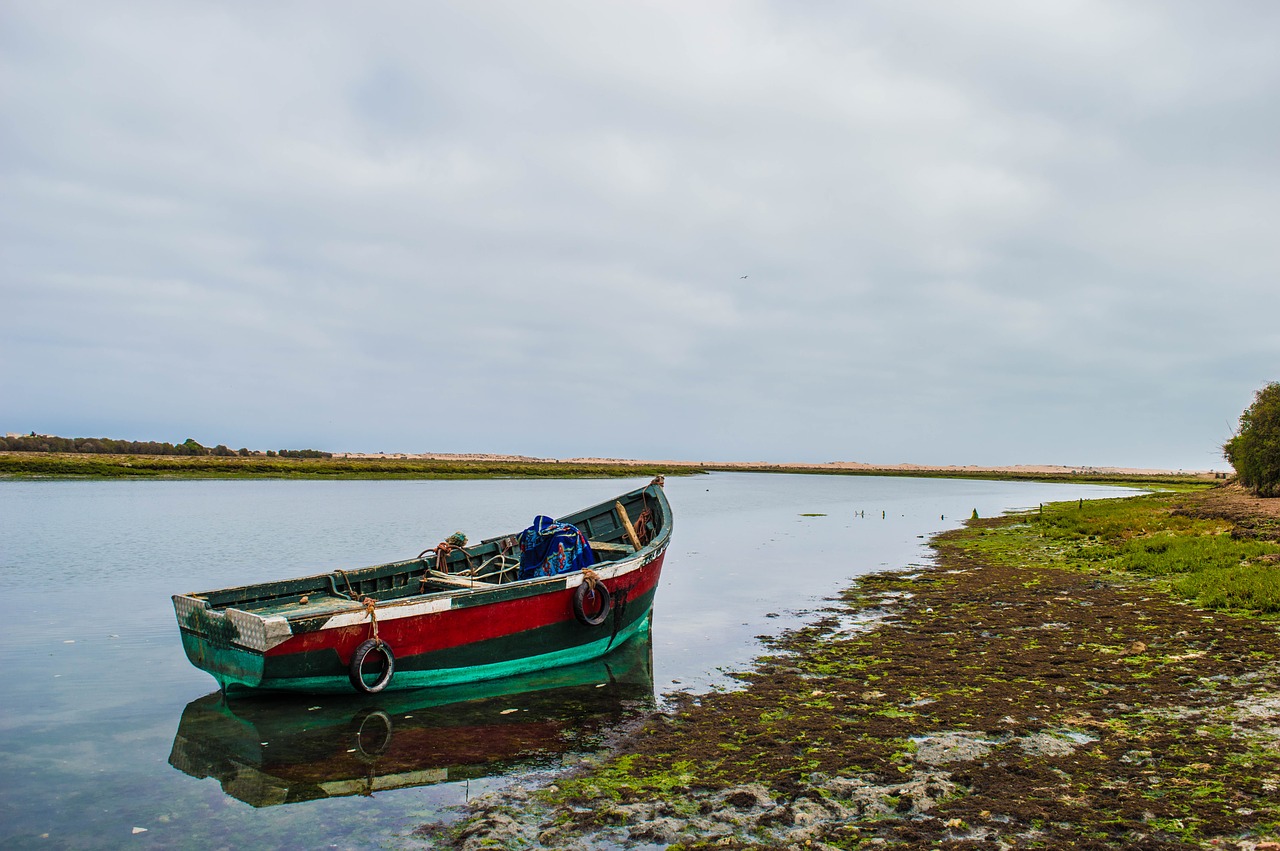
[3,1,1277,468]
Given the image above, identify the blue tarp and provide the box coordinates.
[517,515,595,580]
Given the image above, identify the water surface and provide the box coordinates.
[0,473,1142,848]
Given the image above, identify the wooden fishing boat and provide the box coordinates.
[172,478,670,694]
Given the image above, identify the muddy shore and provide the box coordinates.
[430,486,1280,850]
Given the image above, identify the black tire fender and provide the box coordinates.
[573,580,612,626]
[349,639,395,693]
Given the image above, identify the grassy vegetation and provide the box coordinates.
[958,491,1280,612]
[0,451,1215,486]
[0,452,680,480]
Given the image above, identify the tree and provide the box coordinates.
[1224,381,1280,497]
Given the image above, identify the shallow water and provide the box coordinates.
[0,473,1142,848]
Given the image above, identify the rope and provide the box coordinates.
[632,477,662,547]
[634,508,655,547]
[418,536,474,589]
[434,541,456,573]
[582,567,600,591]
[418,532,474,579]
[474,552,511,580]
[335,569,356,598]
[362,597,381,645]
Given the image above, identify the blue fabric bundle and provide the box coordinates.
[518,515,595,580]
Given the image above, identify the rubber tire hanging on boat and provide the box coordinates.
[573,581,612,626]
[349,639,395,693]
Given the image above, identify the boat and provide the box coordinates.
[168,632,655,806]
[172,478,671,694]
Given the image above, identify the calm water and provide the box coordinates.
[0,473,1142,849]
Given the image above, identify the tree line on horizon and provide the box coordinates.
[6,383,1277,494]
[0,434,332,459]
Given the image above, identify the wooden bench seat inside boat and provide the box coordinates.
[421,570,496,590]
[589,540,635,560]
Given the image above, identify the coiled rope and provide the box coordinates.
[634,508,655,546]
[418,531,472,589]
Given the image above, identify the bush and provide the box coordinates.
[1224,382,1280,497]
[0,434,327,459]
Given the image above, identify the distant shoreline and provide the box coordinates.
[0,450,1219,486]
[332,451,1221,478]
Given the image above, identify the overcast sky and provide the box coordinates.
[3,2,1276,469]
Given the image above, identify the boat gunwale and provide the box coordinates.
[173,481,672,626]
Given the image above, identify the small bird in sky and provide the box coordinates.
[740,275,748,279]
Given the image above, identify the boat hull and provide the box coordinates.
[178,547,664,694]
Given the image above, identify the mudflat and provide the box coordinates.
[436,486,1280,850]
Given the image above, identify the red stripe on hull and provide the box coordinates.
[266,554,665,665]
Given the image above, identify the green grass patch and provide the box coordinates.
[1175,565,1280,612]
[0,452,687,480]
[1033,494,1223,541]
[0,451,1219,486]
[1116,534,1277,576]
[952,491,1280,615]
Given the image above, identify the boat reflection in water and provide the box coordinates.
[169,630,654,807]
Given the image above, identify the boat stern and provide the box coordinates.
[173,595,292,690]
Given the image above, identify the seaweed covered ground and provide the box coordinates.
[426,486,1280,850]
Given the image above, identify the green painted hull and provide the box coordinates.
[169,629,656,806]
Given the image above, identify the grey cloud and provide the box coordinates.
[2,1,1276,467]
